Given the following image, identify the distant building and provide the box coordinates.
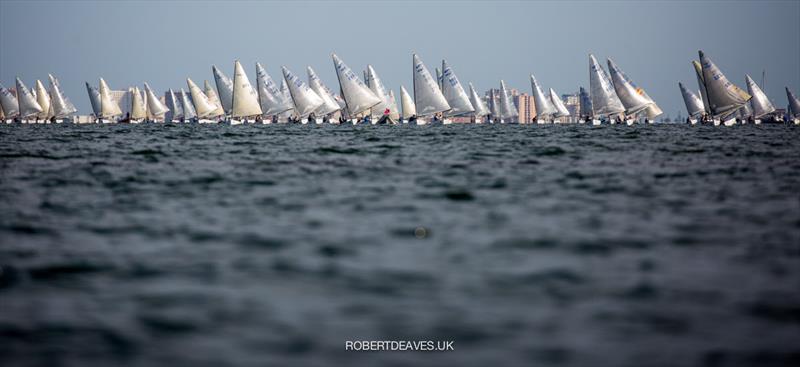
[514,93,536,124]
[562,93,580,122]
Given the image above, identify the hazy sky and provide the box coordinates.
[1,0,798,117]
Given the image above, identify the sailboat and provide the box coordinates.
[468,83,489,124]
[98,78,123,123]
[187,78,223,123]
[307,66,341,124]
[231,60,263,125]
[487,89,498,123]
[607,58,659,125]
[744,74,775,124]
[85,82,102,122]
[127,87,146,123]
[278,80,295,123]
[0,82,20,122]
[179,89,198,123]
[786,87,800,124]
[34,80,53,123]
[400,85,416,123]
[48,74,77,122]
[281,66,322,124]
[16,78,43,122]
[365,65,394,124]
[256,63,293,123]
[387,90,400,121]
[440,60,474,124]
[212,65,234,116]
[498,80,517,123]
[697,50,751,126]
[530,74,556,124]
[589,54,625,125]
[679,82,705,124]
[143,82,169,122]
[165,89,184,122]
[549,88,570,123]
[578,87,592,124]
[203,80,225,121]
[412,54,450,125]
[331,53,381,125]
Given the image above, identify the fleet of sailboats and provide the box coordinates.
[1,50,795,127]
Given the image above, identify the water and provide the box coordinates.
[1,123,799,367]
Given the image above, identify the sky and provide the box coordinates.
[1,0,799,118]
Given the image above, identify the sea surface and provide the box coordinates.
[1,123,799,367]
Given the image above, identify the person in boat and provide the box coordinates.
[408,114,417,123]
[338,115,346,124]
[308,112,316,123]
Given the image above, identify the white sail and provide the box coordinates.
[366,65,393,117]
[307,66,341,116]
[15,78,43,118]
[48,74,75,117]
[257,63,293,116]
[589,54,625,117]
[278,80,294,119]
[180,88,197,119]
[607,58,653,116]
[281,66,322,118]
[203,80,225,117]
[165,89,183,120]
[85,82,101,117]
[387,89,400,120]
[441,60,474,116]
[787,87,800,117]
[412,54,450,116]
[745,74,775,118]
[50,74,77,115]
[692,61,711,115]
[498,80,517,120]
[467,83,489,116]
[435,67,443,91]
[129,87,146,119]
[549,88,570,117]
[530,74,556,118]
[0,82,20,118]
[698,50,751,117]
[34,80,52,119]
[739,102,753,118]
[679,82,705,117]
[231,60,263,118]
[400,85,416,119]
[143,82,169,117]
[187,78,219,118]
[331,53,381,116]
[98,78,122,118]
[212,65,234,114]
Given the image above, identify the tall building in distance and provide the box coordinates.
[514,93,535,124]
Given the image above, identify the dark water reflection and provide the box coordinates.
[1,123,799,366]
